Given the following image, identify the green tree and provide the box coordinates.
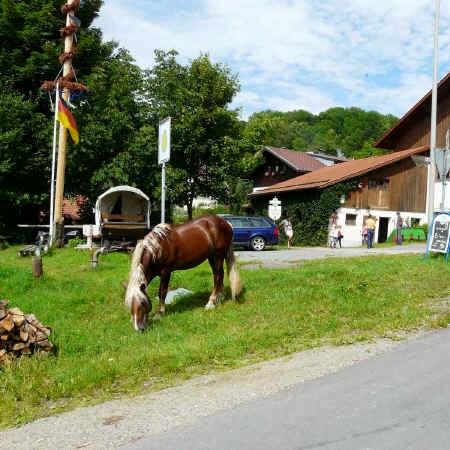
[144,51,241,219]
[0,0,151,231]
[66,48,150,198]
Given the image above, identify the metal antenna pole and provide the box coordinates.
[427,0,440,224]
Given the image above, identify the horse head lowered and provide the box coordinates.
[124,216,242,331]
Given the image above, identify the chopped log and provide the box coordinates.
[0,300,8,320]
[0,300,53,365]
[0,317,14,332]
[12,342,27,351]
[19,324,29,342]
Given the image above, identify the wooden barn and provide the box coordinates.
[251,69,450,246]
[252,147,325,191]
[252,146,346,192]
[252,146,428,246]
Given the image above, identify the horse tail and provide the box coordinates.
[226,244,242,300]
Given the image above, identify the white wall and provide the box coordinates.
[333,207,426,247]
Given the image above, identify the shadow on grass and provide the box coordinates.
[153,285,247,317]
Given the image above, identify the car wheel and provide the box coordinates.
[250,236,266,251]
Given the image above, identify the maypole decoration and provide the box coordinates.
[41,0,87,247]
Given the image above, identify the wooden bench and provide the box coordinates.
[101,213,145,224]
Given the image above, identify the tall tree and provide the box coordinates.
[144,50,241,219]
[0,0,149,231]
[242,107,398,159]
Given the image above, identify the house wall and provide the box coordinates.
[393,93,450,150]
[335,179,450,247]
[334,207,426,247]
[253,154,300,187]
[343,159,427,213]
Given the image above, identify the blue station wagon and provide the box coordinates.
[223,216,279,251]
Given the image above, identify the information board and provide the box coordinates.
[429,213,450,254]
[158,117,171,164]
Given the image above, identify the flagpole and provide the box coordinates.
[427,0,440,225]
[49,82,60,247]
[54,0,76,246]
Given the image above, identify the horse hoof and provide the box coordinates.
[205,302,216,310]
[153,313,162,321]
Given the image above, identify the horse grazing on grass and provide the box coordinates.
[124,215,242,331]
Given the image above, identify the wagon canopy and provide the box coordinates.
[94,186,150,228]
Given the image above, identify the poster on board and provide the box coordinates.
[428,213,450,254]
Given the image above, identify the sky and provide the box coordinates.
[95,0,450,120]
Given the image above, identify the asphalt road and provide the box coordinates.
[235,242,426,268]
[125,327,450,450]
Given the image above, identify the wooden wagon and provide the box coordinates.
[94,186,150,245]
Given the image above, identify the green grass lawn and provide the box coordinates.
[0,246,449,429]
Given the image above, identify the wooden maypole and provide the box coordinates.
[42,0,87,246]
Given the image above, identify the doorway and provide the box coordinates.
[378,217,389,243]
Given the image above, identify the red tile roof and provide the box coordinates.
[263,146,325,172]
[252,145,429,196]
[62,195,87,221]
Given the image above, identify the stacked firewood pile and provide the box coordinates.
[0,300,53,365]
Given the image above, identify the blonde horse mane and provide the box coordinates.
[124,240,147,308]
[125,224,173,308]
[142,223,172,262]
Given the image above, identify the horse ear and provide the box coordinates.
[122,282,128,290]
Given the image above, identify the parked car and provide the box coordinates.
[223,215,279,251]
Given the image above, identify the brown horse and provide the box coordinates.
[124,215,242,331]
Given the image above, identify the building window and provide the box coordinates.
[368,178,389,190]
[345,214,357,226]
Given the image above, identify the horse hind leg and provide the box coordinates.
[154,273,170,320]
[205,256,225,310]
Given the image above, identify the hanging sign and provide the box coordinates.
[268,197,282,220]
[158,117,171,164]
[428,212,450,254]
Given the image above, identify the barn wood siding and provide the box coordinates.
[253,153,299,187]
[344,159,427,212]
[394,93,450,150]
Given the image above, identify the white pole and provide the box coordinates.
[49,83,60,247]
[442,129,450,209]
[161,162,166,223]
[427,0,440,224]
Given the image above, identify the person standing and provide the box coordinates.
[280,215,294,249]
[337,225,343,248]
[365,214,376,249]
[395,212,404,245]
[361,225,368,246]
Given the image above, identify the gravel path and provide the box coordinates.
[0,331,427,450]
[236,242,426,268]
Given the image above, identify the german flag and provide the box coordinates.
[57,94,79,144]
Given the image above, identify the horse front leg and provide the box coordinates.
[154,273,171,320]
[205,256,225,310]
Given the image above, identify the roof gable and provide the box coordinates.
[252,145,428,196]
[263,146,325,172]
[375,71,450,149]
